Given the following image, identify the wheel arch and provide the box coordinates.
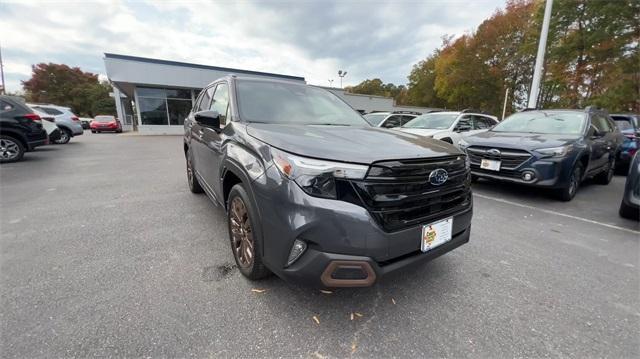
[0,130,28,150]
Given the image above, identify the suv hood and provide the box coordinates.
[246,124,461,164]
[466,131,579,149]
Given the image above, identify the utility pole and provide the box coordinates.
[527,0,553,109]
[0,43,5,95]
[502,88,510,121]
[338,70,347,88]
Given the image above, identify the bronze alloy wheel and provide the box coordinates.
[229,197,254,268]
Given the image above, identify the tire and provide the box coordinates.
[619,200,639,220]
[557,162,583,201]
[54,128,71,144]
[91,130,96,133]
[186,148,204,193]
[0,135,25,163]
[227,184,270,280]
[594,157,615,185]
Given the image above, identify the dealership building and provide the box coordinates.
[103,53,432,134]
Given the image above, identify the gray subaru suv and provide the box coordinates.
[184,76,473,288]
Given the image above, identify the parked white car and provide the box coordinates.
[396,111,499,147]
[363,111,422,128]
[27,104,83,144]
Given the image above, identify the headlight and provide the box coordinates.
[271,147,368,199]
[458,138,470,150]
[536,145,572,158]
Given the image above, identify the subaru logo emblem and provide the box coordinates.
[487,148,501,156]
[429,168,448,186]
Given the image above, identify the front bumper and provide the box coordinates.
[471,156,573,189]
[253,165,473,288]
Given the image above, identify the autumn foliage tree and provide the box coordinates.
[346,78,409,105]
[405,0,639,115]
[22,63,115,117]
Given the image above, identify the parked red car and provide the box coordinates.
[90,115,122,133]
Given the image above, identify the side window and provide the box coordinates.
[196,87,215,112]
[0,100,14,113]
[209,83,230,127]
[400,115,416,126]
[474,116,495,129]
[591,115,612,133]
[382,115,402,128]
[456,116,472,131]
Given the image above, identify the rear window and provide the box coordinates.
[34,106,63,115]
[94,116,115,122]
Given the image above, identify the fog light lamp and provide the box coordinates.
[286,239,307,267]
[522,171,535,181]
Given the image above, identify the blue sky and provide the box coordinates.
[1,0,505,92]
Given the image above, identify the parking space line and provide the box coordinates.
[473,193,640,235]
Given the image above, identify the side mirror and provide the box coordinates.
[195,110,220,129]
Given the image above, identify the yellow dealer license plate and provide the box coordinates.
[421,217,453,252]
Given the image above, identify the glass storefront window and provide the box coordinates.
[139,97,168,125]
[168,99,192,125]
[137,87,195,126]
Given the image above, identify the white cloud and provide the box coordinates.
[0,0,504,92]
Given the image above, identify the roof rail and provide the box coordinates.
[391,110,422,115]
[460,108,484,114]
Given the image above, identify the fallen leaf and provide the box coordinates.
[251,288,266,293]
[319,290,333,294]
[350,312,354,321]
[354,312,363,318]
[391,298,396,305]
[351,343,357,354]
[313,315,320,325]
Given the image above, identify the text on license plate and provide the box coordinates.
[421,217,453,252]
[480,159,501,171]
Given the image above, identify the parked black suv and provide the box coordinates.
[459,107,622,201]
[184,76,473,288]
[1,95,48,163]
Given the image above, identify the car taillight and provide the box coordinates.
[23,113,42,123]
[71,116,80,122]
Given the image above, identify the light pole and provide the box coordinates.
[0,43,5,95]
[527,0,553,109]
[328,79,334,87]
[338,70,347,88]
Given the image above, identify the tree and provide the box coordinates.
[22,63,116,116]
[346,78,408,105]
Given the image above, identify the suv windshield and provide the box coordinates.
[236,80,368,126]
[403,113,458,129]
[363,113,388,126]
[492,111,586,135]
[94,116,115,122]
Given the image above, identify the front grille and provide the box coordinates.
[347,156,471,232]
[466,146,532,169]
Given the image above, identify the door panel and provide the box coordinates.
[199,82,230,199]
[191,86,215,187]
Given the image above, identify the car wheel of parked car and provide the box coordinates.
[54,129,71,144]
[227,184,270,280]
[619,200,639,220]
[558,163,583,201]
[0,135,25,163]
[186,149,204,193]
[91,130,96,133]
[594,157,615,185]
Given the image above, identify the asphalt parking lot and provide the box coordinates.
[1,133,638,358]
